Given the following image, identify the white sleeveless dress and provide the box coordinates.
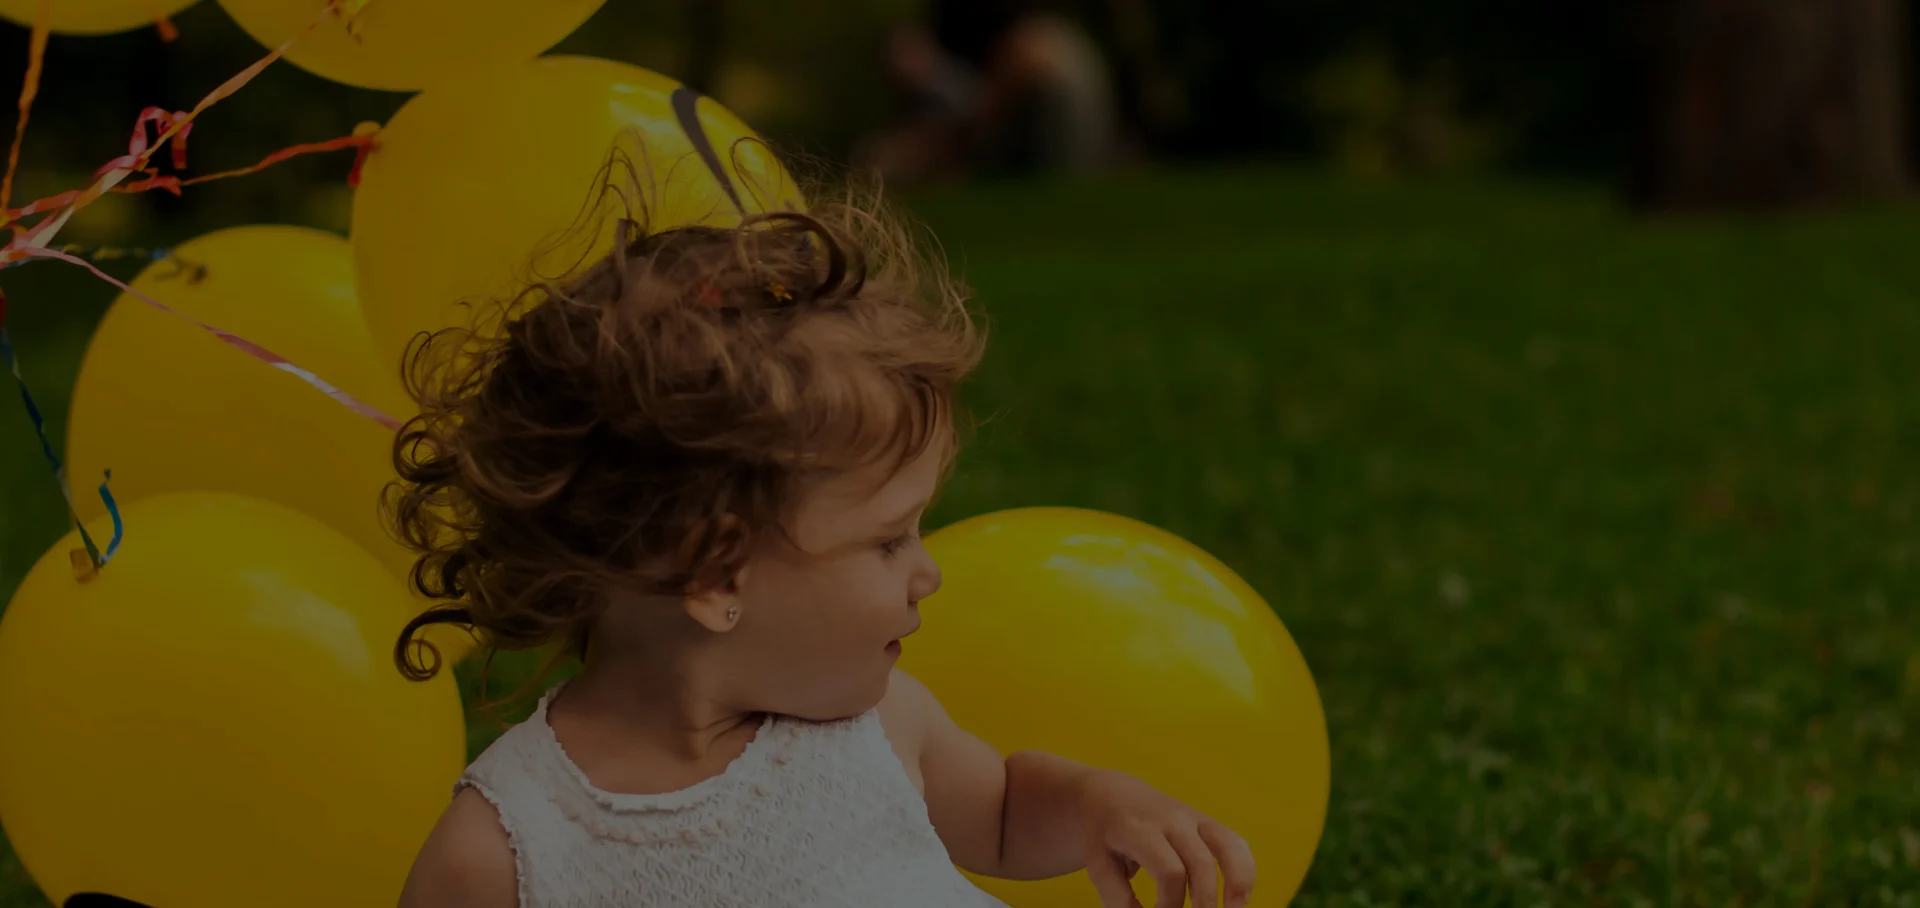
[455,684,1013,907]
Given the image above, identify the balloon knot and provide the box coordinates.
[69,548,100,582]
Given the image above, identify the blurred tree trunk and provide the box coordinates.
[684,0,727,96]
[1095,0,1184,154]
[1629,0,1911,211]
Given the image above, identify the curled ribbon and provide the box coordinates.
[1,0,357,257]
[0,0,394,580]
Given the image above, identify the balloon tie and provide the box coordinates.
[143,0,182,41]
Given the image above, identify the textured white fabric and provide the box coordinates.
[456,683,1013,908]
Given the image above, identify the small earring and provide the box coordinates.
[725,605,740,623]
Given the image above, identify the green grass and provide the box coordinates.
[4,165,1919,906]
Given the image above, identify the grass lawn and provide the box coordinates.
[3,164,1918,906]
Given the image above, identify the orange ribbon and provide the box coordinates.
[0,0,51,212]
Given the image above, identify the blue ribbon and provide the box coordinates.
[0,320,122,570]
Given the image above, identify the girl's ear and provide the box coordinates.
[683,563,747,633]
[676,512,753,635]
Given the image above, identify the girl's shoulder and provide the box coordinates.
[396,785,519,908]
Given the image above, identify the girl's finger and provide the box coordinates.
[1126,830,1190,908]
[1199,820,1257,908]
[1172,824,1220,908]
[1086,844,1146,908]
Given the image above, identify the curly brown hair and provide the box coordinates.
[383,163,987,685]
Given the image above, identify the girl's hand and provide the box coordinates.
[1078,770,1257,908]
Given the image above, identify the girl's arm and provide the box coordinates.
[882,668,1090,878]
[881,670,1257,908]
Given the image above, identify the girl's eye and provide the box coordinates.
[881,533,916,556]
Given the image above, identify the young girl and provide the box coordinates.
[385,175,1256,908]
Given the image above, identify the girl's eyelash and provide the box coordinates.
[881,532,917,555]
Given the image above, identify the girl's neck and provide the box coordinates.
[554,638,762,762]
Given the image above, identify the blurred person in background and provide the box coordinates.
[857,0,1119,186]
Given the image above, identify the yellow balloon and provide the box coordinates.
[215,0,607,92]
[0,0,199,35]
[904,508,1331,907]
[0,491,467,908]
[65,225,404,562]
[63,224,473,662]
[351,55,804,372]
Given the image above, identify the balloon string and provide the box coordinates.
[0,125,373,237]
[41,243,175,264]
[20,246,405,432]
[0,0,384,579]
[0,0,350,255]
[0,0,121,574]
[0,122,379,233]
[1,0,51,212]
[113,124,380,197]
[0,288,123,578]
